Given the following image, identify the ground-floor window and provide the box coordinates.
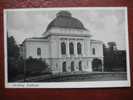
[37,48,41,56]
[62,61,67,72]
[92,48,95,55]
[79,61,82,71]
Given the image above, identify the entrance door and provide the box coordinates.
[92,58,102,71]
[71,61,74,72]
[79,61,82,71]
[62,62,67,72]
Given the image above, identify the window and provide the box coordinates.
[69,42,74,55]
[37,48,41,56]
[92,48,95,55]
[62,61,67,72]
[56,63,58,68]
[61,42,66,55]
[77,42,82,55]
[79,61,82,71]
[71,61,74,71]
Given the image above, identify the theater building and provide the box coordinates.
[20,11,104,73]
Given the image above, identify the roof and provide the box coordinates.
[90,39,103,44]
[22,37,49,44]
[46,11,86,31]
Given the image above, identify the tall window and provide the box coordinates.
[79,61,82,71]
[92,48,95,55]
[62,61,67,72]
[61,42,66,55]
[37,48,41,56]
[71,61,74,71]
[77,42,82,55]
[69,42,74,55]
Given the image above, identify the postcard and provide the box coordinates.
[4,7,130,88]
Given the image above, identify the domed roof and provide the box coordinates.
[46,11,86,31]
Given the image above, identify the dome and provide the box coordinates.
[56,11,72,17]
[46,11,86,31]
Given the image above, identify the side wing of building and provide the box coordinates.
[20,38,50,59]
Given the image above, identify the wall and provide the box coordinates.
[90,40,103,58]
[46,28,104,73]
[50,57,93,73]
[25,40,50,59]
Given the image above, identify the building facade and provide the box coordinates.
[20,11,104,73]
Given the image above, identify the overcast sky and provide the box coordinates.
[6,8,128,50]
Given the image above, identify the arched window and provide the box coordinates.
[92,48,95,55]
[92,58,102,71]
[37,48,41,56]
[77,42,82,55]
[62,61,67,72]
[79,61,82,71]
[69,42,74,55]
[71,61,74,72]
[61,42,66,55]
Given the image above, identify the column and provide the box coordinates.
[58,40,61,58]
[66,40,70,57]
[88,60,92,72]
[101,58,104,72]
[82,40,85,57]
[74,41,77,57]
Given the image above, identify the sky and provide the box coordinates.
[6,8,128,50]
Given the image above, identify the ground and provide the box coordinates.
[16,72,127,82]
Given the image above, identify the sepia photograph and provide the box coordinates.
[4,7,130,88]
